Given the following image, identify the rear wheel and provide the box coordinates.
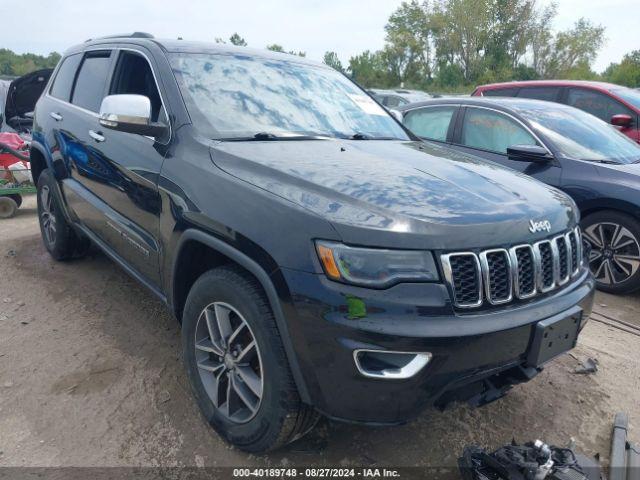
[581,210,640,293]
[37,168,89,260]
[0,196,18,219]
[182,265,319,452]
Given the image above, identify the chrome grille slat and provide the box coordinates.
[535,240,555,292]
[509,245,537,299]
[555,235,570,285]
[442,228,583,308]
[479,249,512,305]
[441,253,482,308]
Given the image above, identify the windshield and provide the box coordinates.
[170,52,409,141]
[613,88,640,111]
[520,106,640,163]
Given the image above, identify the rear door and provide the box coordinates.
[451,106,561,187]
[49,50,116,238]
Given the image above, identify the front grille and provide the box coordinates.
[442,227,582,309]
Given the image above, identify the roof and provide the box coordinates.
[475,79,625,93]
[397,96,577,114]
[66,33,326,68]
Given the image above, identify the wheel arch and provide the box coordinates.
[29,143,50,186]
[579,199,640,222]
[170,228,311,403]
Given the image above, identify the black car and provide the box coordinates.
[31,34,593,452]
[399,97,640,294]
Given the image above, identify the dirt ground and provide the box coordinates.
[0,196,638,473]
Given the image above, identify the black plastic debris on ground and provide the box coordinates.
[458,439,602,480]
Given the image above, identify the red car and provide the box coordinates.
[472,80,640,143]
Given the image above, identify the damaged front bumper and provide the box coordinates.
[279,267,595,425]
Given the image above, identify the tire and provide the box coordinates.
[36,169,88,260]
[0,196,18,219]
[581,210,640,294]
[7,194,22,208]
[182,265,319,453]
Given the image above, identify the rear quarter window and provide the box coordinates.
[49,54,82,102]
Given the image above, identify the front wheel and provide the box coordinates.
[182,265,319,453]
[581,210,640,294]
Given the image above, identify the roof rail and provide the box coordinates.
[84,32,154,42]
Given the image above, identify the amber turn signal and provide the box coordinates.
[316,244,341,280]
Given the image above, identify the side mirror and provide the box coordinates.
[507,144,553,163]
[611,114,633,128]
[388,109,403,122]
[99,94,166,137]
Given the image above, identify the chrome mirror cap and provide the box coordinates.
[99,94,151,127]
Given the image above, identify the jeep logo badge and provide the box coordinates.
[529,219,551,233]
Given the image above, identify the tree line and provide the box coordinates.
[2,1,639,92]
[0,49,60,77]
[330,0,633,92]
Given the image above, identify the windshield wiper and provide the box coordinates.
[588,159,622,164]
[217,131,331,142]
[348,132,402,140]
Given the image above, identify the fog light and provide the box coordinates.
[353,349,431,379]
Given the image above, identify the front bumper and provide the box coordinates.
[278,267,595,424]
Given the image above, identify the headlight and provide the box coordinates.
[315,241,439,288]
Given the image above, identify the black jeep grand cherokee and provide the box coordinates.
[30,33,594,452]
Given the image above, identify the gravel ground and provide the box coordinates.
[0,196,638,474]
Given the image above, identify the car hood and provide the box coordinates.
[4,69,53,122]
[210,140,577,249]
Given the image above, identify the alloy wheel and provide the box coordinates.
[40,185,57,245]
[194,302,264,423]
[583,222,640,285]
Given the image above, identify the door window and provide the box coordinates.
[567,88,634,123]
[384,96,408,108]
[109,51,164,122]
[71,52,112,112]
[404,106,456,142]
[517,87,560,102]
[49,54,82,102]
[461,107,538,153]
[481,87,519,97]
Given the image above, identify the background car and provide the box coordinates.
[368,88,436,108]
[0,68,53,134]
[472,80,640,143]
[399,97,640,293]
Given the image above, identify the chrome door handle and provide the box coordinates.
[89,130,105,143]
[50,112,63,121]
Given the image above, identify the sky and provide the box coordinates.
[0,0,636,73]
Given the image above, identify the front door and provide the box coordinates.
[453,106,561,188]
[81,48,170,286]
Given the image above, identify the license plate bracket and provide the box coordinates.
[527,307,582,367]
